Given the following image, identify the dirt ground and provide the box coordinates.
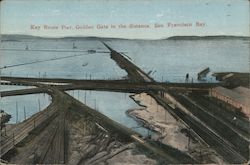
[67,108,157,165]
[128,92,225,164]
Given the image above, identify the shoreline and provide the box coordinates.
[128,94,163,133]
[127,92,225,164]
[127,93,188,148]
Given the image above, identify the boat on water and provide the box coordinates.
[82,63,88,67]
[87,49,96,54]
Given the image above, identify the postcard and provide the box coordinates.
[0,0,249,164]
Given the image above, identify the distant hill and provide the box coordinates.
[167,35,250,40]
[0,34,129,41]
[0,34,44,42]
[1,34,43,39]
[1,34,250,41]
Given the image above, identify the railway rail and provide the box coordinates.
[0,90,62,158]
[166,92,247,163]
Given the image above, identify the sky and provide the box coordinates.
[0,0,249,39]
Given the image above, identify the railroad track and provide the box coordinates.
[36,88,67,164]
[39,121,60,163]
[46,111,66,164]
[33,118,60,163]
[179,109,247,163]
[190,94,250,135]
[0,94,61,158]
[177,94,249,158]
[169,93,248,163]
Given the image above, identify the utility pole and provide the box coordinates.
[23,106,26,120]
[38,98,41,112]
[0,69,2,94]
[94,99,96,109]
[16,101,18,123]
[84,91,87,104]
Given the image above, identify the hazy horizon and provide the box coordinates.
[1,33,250,41]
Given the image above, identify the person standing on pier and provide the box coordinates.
[185,73,189,82]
